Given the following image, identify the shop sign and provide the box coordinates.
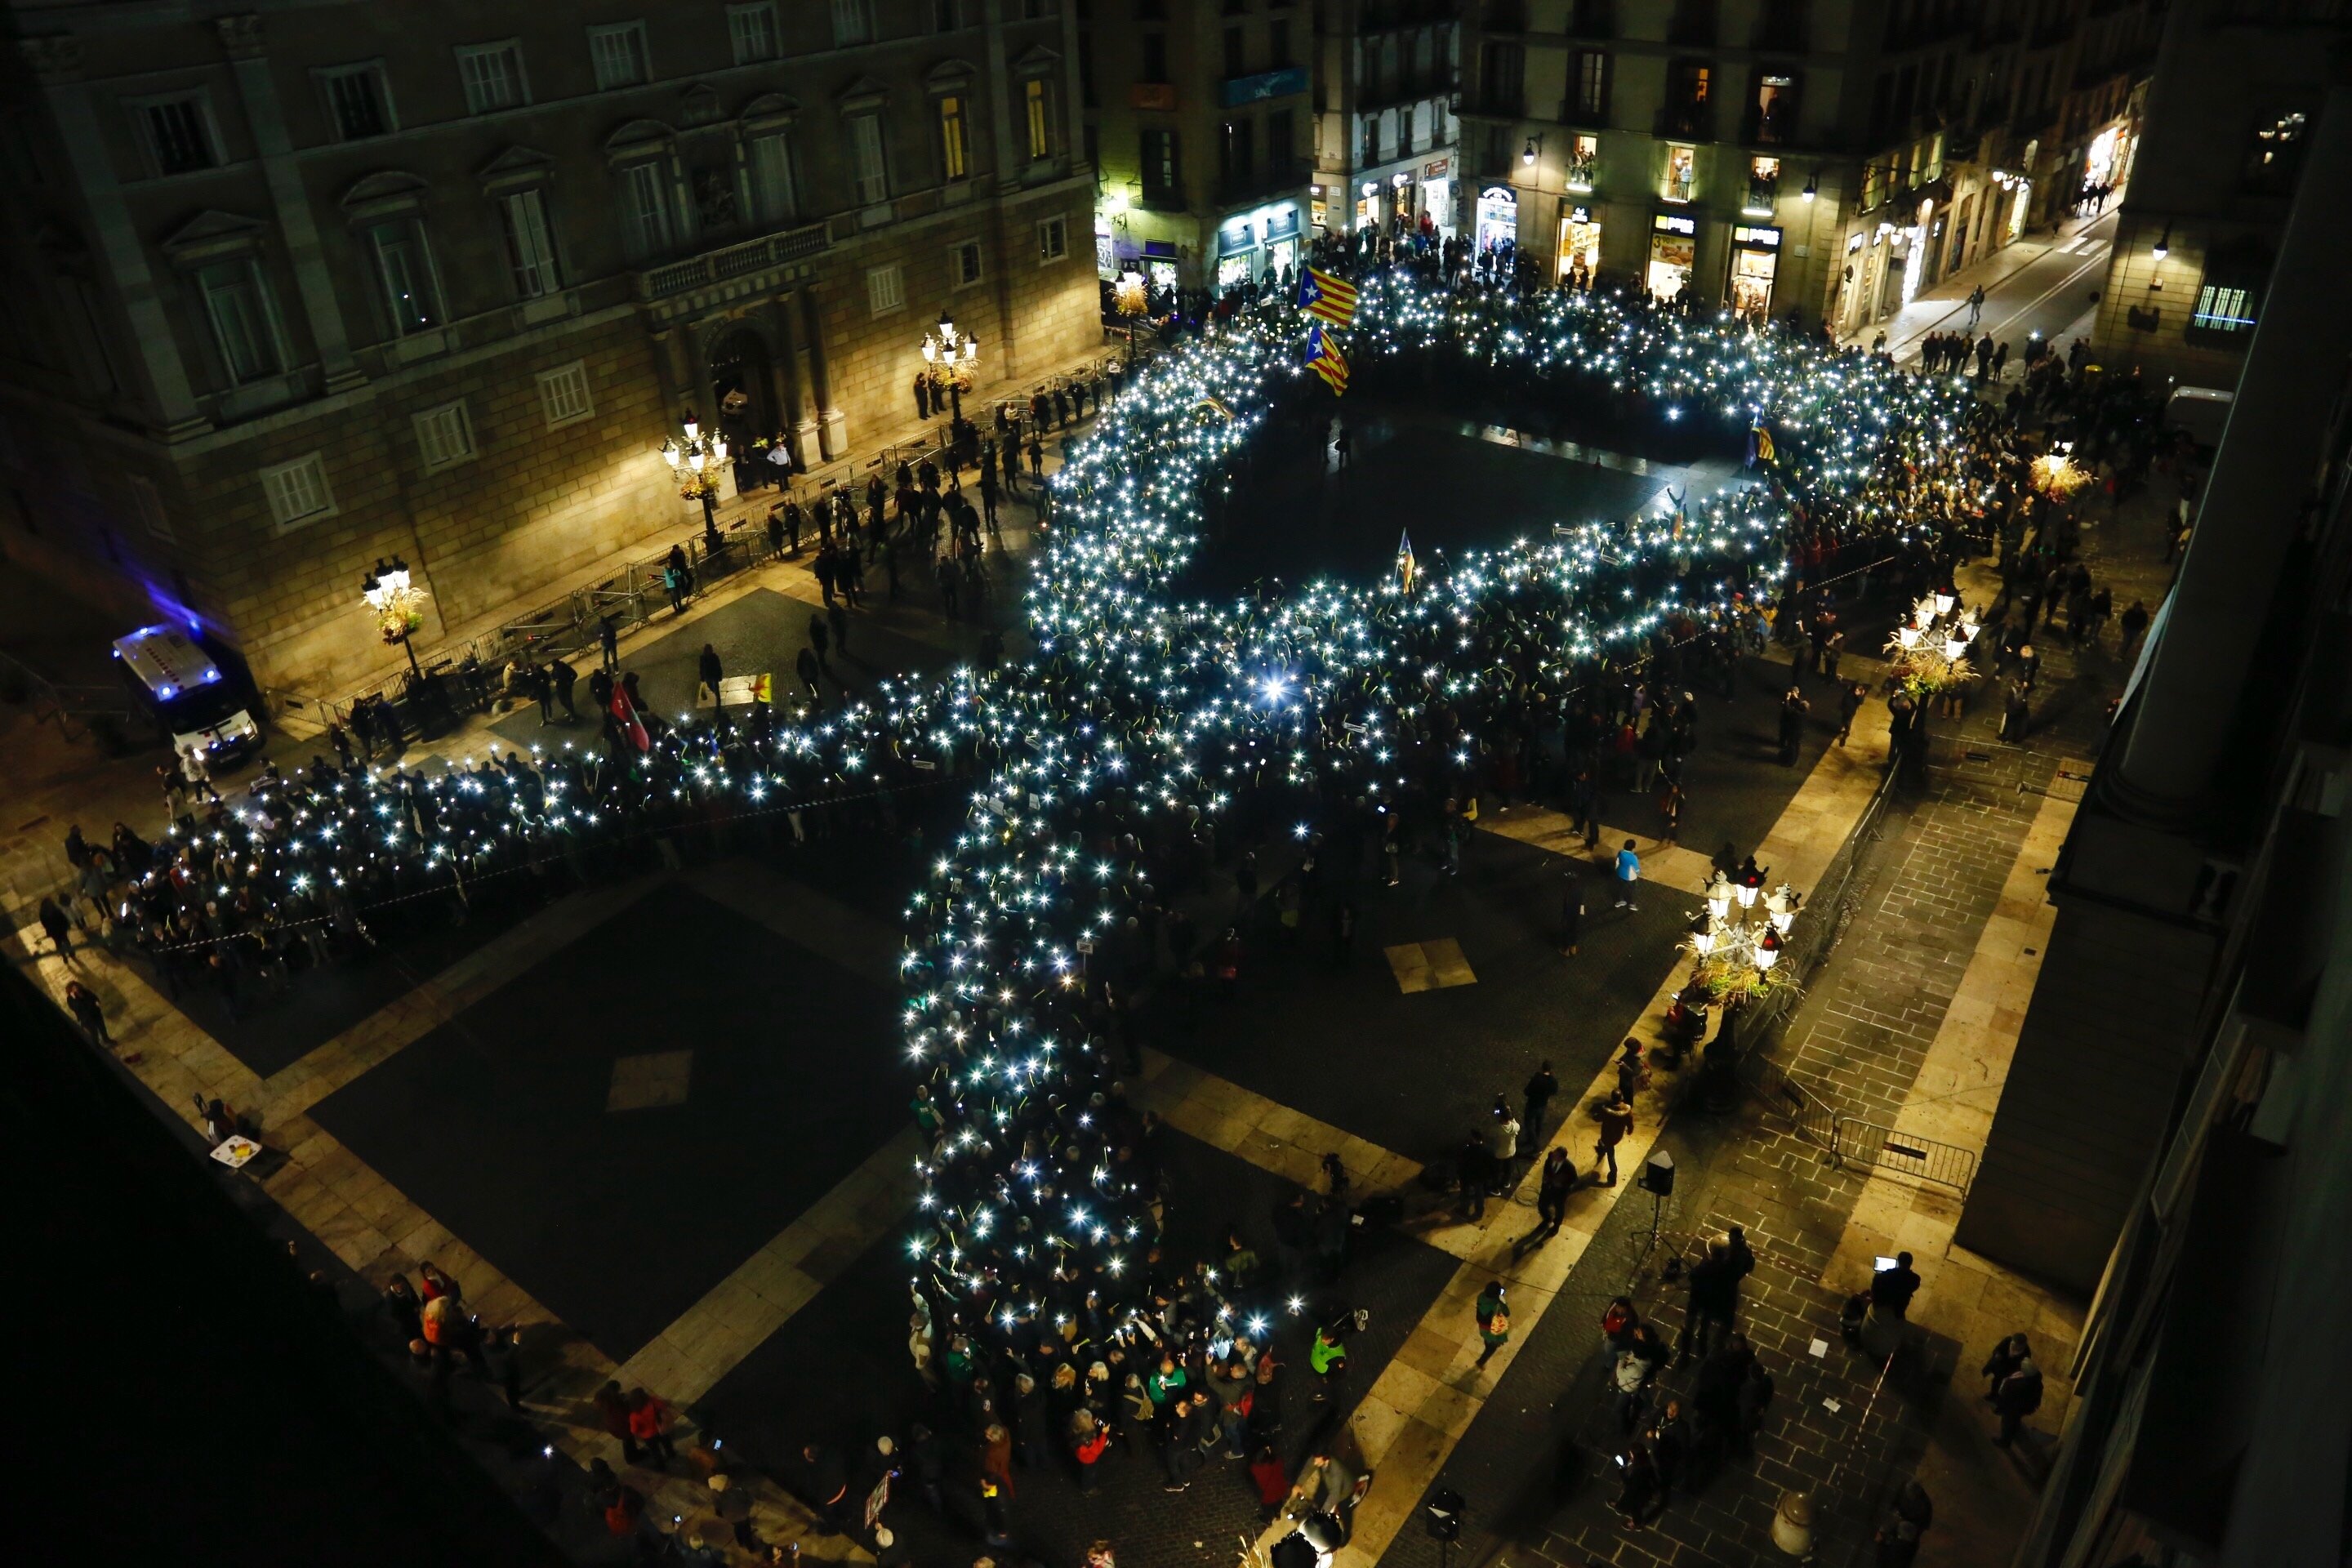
[1653,212,1697,235]
[1218,220,1254,253]
[1423,155,1453,180]
[1265,208,1300,241]
[1480,185,1517,205]
[1220,66,1309,108]
[1733,225,1782,248]
[1569,205,1592,224]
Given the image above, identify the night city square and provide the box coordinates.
[1,5,2345,1568]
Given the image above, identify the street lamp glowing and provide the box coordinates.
[1522,138,1538,168]
[1704,873,1733,923]
[1754,928,1781,971]
[1688,913,1716,955]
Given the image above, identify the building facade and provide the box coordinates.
[1080,0,1315,295]
[1454,0,2154,333]
[2087,0,2341,391]
[1974,56,2351,1568]
[0,0,1099,697]
[1312,0,1463,246]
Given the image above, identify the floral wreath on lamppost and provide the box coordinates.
[1111,267,1151,367]
[361,555,429,677]
[2029,439,2091,505]
[1884,589,1982,703]
[1682,871,1803,1004]
[922,306,978,421]
[660,411,729,528]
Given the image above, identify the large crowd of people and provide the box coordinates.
[33,251,2178,1559]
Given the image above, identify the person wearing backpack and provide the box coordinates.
[1474,1281,1510,1367]
[1992,1350,2043,1446]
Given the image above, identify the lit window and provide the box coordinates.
[1026,79,1054,162]
[939,95,969,180]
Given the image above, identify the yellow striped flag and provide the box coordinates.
[1299,266,1359,329]
[1307,322,1349,394]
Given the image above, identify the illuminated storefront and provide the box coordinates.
[1727,223,1780,318]
[1264,208,1301,283]
[1475,184,1519,255]
[1142,241,1178,295]
[1556,203,1602,283]
[1648,212,1696,300]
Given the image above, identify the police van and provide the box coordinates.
[113,624,263,764]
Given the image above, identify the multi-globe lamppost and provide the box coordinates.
[922,306,978,421]
[659,411,729,532]
[360,555,429,679]
[1682,869,1804,1006]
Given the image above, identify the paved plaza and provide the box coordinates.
[7,310,2174,1568]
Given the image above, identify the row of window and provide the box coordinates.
[256,361,595,531]
[127,2,1060,176]
[861,216,1070,318]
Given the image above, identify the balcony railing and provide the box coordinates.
[635,222,830,301]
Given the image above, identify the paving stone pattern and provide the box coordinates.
[1370,746,2046,1568]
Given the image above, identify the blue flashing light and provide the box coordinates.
[203,668,220,682]
[158,684,176,698]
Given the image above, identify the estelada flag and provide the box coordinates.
[1396,529,1417,594]
[1299,266,1359,329]
[1307,321,1349,394]
[1748,422,1776,466]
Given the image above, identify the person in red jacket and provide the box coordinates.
[626,1387,678,1468]
[1248,1445,1290,1521]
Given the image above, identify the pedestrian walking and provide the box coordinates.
[1612,1440,1663,1529]
[1678,1241,1740,1364]
[1967,284,1985,327]
[1474,1281,1511,1367]
[1560,867,1586,955]
[599,614,619,672]
[1612,837,1642,910]
[65,979,111,1047]
[38,895,77,960]
[1532,1147,1575,1238]
[1594,1089,1634,1185]
[550,657,579,721]
[699,643,724,710]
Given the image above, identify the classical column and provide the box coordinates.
[213,15,361,392]
[19,33,207,437]
[2108,70,2352,822]
[776,287,822,469]
[800,285,846,458]
[983,0,1021,194]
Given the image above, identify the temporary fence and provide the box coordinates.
[265,346,1155,742]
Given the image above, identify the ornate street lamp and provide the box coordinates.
[922,307,979,420]
[361,555,428,678]
[1704,871,1734,923]
[660,410,728,531]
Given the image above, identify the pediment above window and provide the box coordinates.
[476,145,557,194]
[158,208,274,265]
[741,91,800,134]
[678,82,726,128]
[1012,45,1060,77]
[836,74,889,114]
[925,59,978,92]
[604,117,678,164]
[339,170,431,223]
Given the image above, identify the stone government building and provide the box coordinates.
[0,1,1097,696]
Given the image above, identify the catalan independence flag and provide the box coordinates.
[1299,266,1359,329]
[1748,421,1776,468]
[1307,322,1349,394]
[1396,529,1418,594]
